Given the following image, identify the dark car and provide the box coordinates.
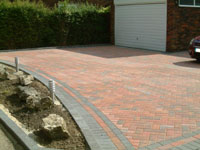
[189,36,200,61]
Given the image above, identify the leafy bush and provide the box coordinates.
[0,0,110,50]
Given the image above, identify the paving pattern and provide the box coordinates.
[1,46,200,150]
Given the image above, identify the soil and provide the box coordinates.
[0,63,90,150]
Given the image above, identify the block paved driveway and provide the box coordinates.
[1,46,200,150]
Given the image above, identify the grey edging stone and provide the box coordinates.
[0,60,117,150]
[0,110,59,150]
[36,69,134,150]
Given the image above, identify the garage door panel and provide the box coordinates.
[116,31,166,37]
[116,42,165,51]
[116,27,166,33]
[116,34,166,43]
[115,4,167,51]
[116,38,166,46]
[116,37,166,43]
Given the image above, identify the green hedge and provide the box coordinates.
[0,0,110,50]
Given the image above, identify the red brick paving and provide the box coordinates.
[1,46,200,149]
[157,134,200,150]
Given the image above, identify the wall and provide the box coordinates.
[167,0,200,52]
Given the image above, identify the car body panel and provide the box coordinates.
[189,36,200,60]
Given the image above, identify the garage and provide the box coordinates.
[114,0,167,52]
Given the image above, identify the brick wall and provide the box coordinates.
[167,0,200,52]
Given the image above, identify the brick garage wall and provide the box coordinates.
[167,0,200,52]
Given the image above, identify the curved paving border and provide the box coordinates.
[36,70,134,150]
[35,59,200,150]
[1,49,200,150]
[0,60,120,150]
[0,110,59,150]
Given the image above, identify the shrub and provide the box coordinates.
[0,0,110,50]
[54,1,110,45]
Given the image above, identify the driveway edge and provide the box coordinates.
[0,110,59,150]
[0,60,117,150]
[0,44,111,53]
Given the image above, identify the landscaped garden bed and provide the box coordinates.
[0,63,90,150]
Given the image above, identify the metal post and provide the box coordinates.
[15,57,19,72]
[49,79,55,102]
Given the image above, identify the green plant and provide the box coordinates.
[0,0,110,50]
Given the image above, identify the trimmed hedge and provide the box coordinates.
[0,0,110,50]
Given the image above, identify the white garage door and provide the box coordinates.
[115,3,167,52]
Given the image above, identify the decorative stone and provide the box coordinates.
[18,86,43,109]
[18,86,40,101]
[6,72,19,84]
[13,71,24,77]
[0,68,5,74]
[19,75,34,85]
[40,96,53,109]
[4,67,15,74]
[26,95,41,109]
[39,114,69,140]
[0,64,5,72]
[6,71,24,84]
[0,67,6,79]
[18,86,54,109]
[0,64,5,69]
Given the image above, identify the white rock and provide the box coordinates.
[18,86,54,110]
[40,96,53,109]
[6,72,19,84]
[4,67,15,73]
[0,68,6,79]
[18,86,40,101]
[13,71,24,77]
[0,64,5,74]
[6,71,24,84]
[40,114,69,140]
[19,75,34,85]
[0,64,5,69]
[26,95,41,109]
